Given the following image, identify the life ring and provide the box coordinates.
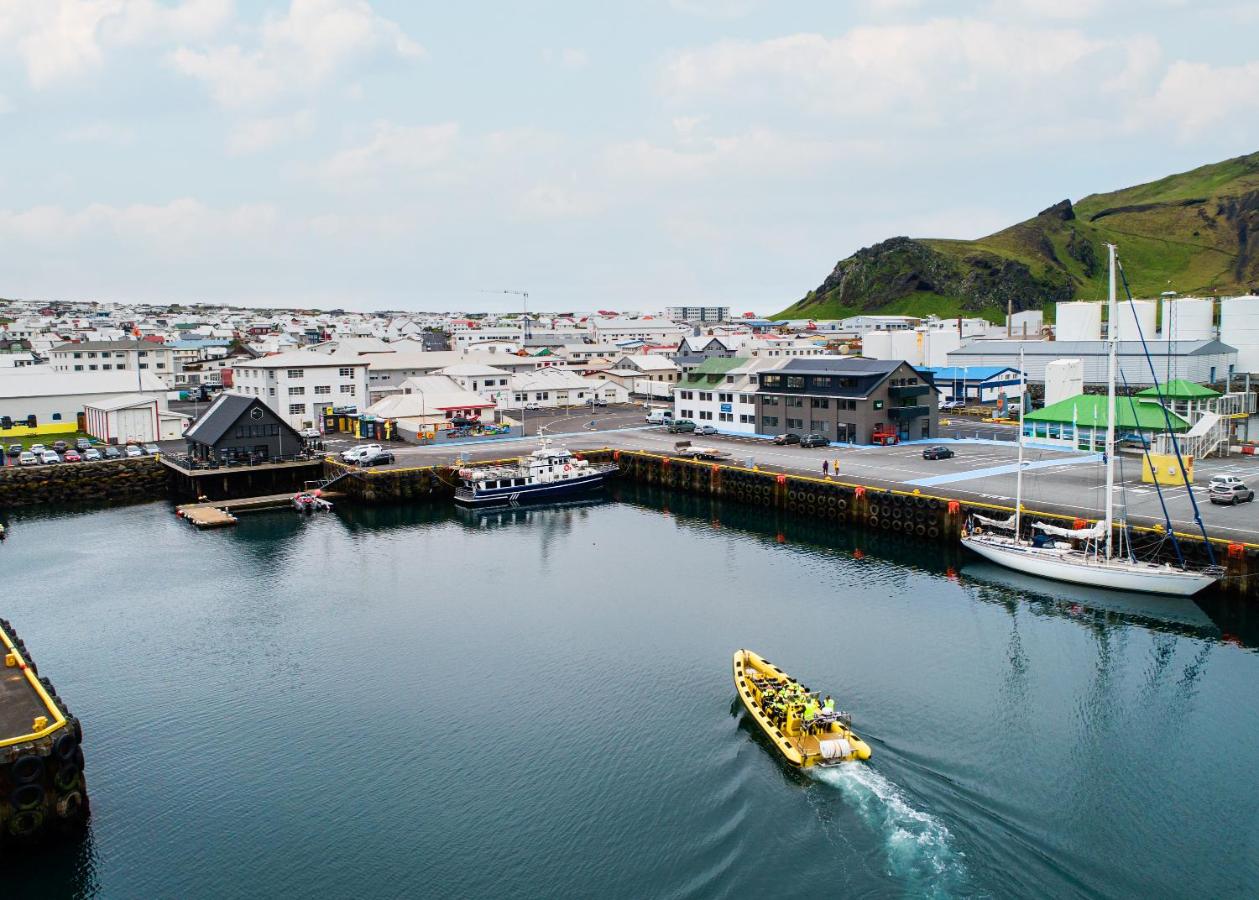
[563,464,572,472]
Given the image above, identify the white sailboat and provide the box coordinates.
[961,244,1220,597]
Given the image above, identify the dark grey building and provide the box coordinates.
[755,358,939,444]
[184,393,305,463]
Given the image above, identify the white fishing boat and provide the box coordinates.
[961,245,1220,597]
[454,439,618,507]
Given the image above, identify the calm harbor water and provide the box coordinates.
[4,488,1258,898]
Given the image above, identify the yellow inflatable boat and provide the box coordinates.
[732,649,871,767]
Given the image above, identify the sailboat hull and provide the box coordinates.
[961,536,1216,597]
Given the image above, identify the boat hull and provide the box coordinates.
[962,536,1216,597]
[454,470,612,507]
[732,649,870,768]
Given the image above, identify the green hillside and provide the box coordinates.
[775,152,1259,320]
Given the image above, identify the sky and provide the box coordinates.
[2,1,1259,314]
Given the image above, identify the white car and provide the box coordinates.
[124,445,143,458]
[1209,475,1245,490]
[40,450,61,464]
[523,402,541,410]
[299,427,321,439]
[83,448,102,461]
[341,444,383,463]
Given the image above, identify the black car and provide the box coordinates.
[773,433,801,445]
[922,446,955,460]
[103,446,123,459]
[52,440,69,453]
[5,444,21,457]
[799,433,829,448]
[360,450,396,466]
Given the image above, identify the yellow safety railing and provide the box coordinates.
[0,627,68,748]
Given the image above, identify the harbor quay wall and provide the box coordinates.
[0,619,89,846]
[164,460,324,502]
[0,459,167,508]
[324,450,1258,596]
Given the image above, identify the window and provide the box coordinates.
[74,365,83,371]
[73,352,82,359]
[762,415,779,428]
[680,409,693,418]
[102,364,112,370]
[314,385,331,395]
[740,414,754,424]
[762,396,779,407]
[88,352,97,358]
[813,376,833,388]
[786,376,804,389]
[699,411,713,420]
[52,413,62,421]
[287,369,304,378]
[138,351,148,357]
[340,385,355,394]
[89,364,98,371]
[699,392,713,401]
[810,398,829,409]
[339,367,355,377]
[289,403,304,414]
[786,397,804,408]
[810,420,828,433]
[719,412,733,422]
[762,375,782,388]
[288,386,305,396]
[787,417,803,429]
[718,393,733,403]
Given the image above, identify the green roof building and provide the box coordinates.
[1023,393,1189,451]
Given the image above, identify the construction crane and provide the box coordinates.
[479,289,531,340]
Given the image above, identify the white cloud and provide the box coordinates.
[169,0,424,109]
[661,20,1142,125]
[542,47,589,70]
[61,121,135,145]
[311,121,459,181]
[0,198,278,247]
[226,110,315,155]
[1141,60,1259,136]
[0,0,230,88]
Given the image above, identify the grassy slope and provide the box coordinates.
[778,152,1259,319]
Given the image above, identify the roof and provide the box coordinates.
[184,394,298,444]
[679,356,745,387]
[781,357,902,374]
[949,339,1237,357]
[0,369,168,399]
[391,376,496,411]
[50,339,158,352]
[924,366,1020,381]
[82,393,157,412]
[234,351,367,368]
[1135,379,1220,400]
[437,364,511,377]
[1024,394,1191,431]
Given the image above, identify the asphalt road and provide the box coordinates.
[342,421,1259,544]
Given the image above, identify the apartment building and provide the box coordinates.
[49,340,175,381]
[232,352,370,428]
[674,357,787,434]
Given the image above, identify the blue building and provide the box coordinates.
[923,366,1024,405]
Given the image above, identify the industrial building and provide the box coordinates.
[923,366,1024,405]
[0,369,169,428]
[946,340,1238,387]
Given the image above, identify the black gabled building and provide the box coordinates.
[755,357,940,444]
[184,394,305,463]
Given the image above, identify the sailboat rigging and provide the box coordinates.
[960,244,1221,597]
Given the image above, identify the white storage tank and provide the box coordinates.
[862,330,893,360]
[890,330,923,366]
[1220,295,1259,373]
[1160,297,1214,342]
[1114,299,1156,342]
[1055,301,1102,341]
[1044,358,1084,407]
[922,330,960,368]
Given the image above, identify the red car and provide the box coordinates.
[63,449,82,462]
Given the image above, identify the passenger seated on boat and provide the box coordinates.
[802,698,818,734]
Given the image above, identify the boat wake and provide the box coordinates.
[810,764,969,894]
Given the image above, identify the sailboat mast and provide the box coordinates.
[1014,347,1026,541]
[1103,244,1118,562]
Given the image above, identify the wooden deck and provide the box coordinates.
[176,491,341,529]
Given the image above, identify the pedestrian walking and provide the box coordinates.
[822,459,829,476]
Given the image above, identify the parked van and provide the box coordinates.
[645,409,674,425]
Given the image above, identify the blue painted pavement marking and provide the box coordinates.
[906,452,1103,487]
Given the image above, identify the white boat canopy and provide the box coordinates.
[973,513,1017,531]
[1032,520,1107,540]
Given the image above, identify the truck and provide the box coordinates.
[674,441,731,461]
[645,409,674,425]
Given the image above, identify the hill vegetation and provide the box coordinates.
[774,152,1259,320]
